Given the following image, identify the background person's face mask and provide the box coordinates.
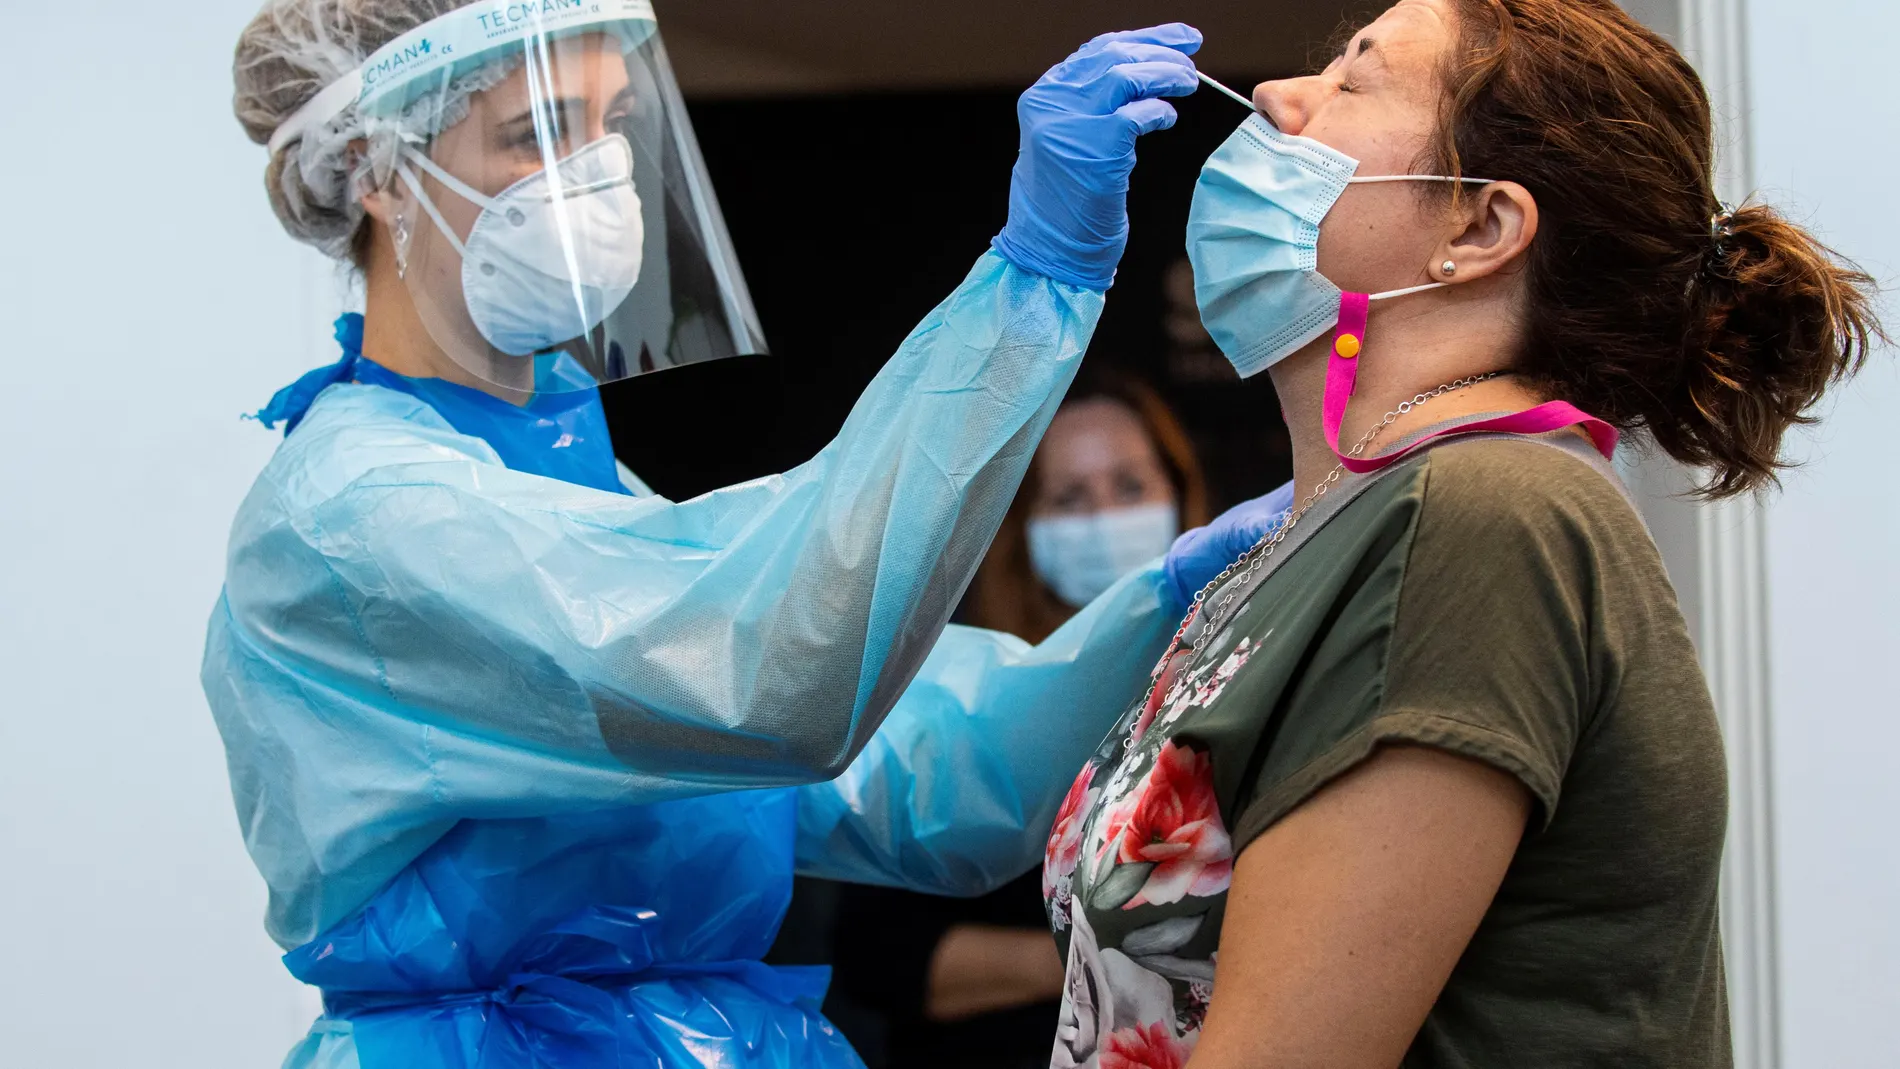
[1185,113,1485,378]
[1028,503,1180,608]
[399,133,645,357]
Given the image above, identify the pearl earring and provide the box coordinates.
[1440,259,1458,277]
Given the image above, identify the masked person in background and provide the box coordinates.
[826,373,1289,1068]
[1039,2,1882,1067]
[203,4,1287,1066]
[973,371,1242,642]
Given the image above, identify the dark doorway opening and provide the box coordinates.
[601,84,1292,512]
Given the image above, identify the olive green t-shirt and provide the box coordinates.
[1041,434,1730,1068]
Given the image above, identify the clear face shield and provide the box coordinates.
[299,1,764,393]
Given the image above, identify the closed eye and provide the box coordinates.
[1337,36,1380,93]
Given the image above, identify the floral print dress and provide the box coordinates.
[1041,619,1257,1069]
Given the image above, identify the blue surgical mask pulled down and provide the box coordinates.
[1029,503,1181,608]
[1186,108,1488,378]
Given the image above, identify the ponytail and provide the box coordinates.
[1673,204,1880,496]
[1437,0,1885,497]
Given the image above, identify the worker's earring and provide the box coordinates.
[1439,259,1458,278]
[393,211,412,280]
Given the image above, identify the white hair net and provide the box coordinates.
[234,0,520,262]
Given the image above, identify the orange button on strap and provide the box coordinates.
[1334,333,1362,359]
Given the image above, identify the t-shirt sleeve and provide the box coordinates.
[1232,443,1608,850]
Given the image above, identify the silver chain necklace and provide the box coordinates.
[1181,371,1505,653]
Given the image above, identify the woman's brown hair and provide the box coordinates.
[963,371,1211,645]
[1425,0,1882,497]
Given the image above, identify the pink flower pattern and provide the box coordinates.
[1100,1021,1194,1069]
[1097,741,1234,909]
[1130,648,1193,747]
[1132,637,1258,746]
[1045,764,1095,895]
[1044,763,1099,930]
[1189,638,1255,711]
[1047,627,1262,1067]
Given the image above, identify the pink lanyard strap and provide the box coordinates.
[1323,291,1619,474]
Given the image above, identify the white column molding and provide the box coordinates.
[1672,3,1781,1067]
[1697,496,1779,1069]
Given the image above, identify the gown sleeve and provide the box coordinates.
[204,252,1108,945]
[792,562,1177,897]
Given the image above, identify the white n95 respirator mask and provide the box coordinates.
[398,133,645,357]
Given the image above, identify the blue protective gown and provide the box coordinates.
[202,253,1182,1069]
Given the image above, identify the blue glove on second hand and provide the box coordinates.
[991,24,1203,291]
[1163,479,1298,611]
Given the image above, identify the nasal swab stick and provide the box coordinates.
[1196,71,1258,111]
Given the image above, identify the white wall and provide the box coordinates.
[0,2,334,1064]
[1747,1,1900,1064]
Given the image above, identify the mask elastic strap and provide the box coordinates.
[1323,290,1619,474]
[394,161,472,261]
[1345,175,1498,186]
[401,136,631,208]
[401,146,500,212]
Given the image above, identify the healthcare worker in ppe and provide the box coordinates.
[208,3,1275,1067]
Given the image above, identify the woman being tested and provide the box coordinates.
[1042,1,1880,1066]
[207,3,1243,1066]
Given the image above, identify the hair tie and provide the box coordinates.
[1697,201,1739,284]
[1710,201,1737,250]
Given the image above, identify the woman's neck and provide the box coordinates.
[359,240,535,405]
[1268,289,1545,498]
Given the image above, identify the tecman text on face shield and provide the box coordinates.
[359,39,435,95]
[478,0,591,34]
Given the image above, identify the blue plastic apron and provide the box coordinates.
[257,317,861,1069]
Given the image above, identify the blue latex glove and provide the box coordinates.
[1164,479,1297,609]
[991,24,1203,290]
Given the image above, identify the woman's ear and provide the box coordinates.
[350,138,403,227]
[1432,182,1539,283]
[350,143,415,278]
[360,184,398,227]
